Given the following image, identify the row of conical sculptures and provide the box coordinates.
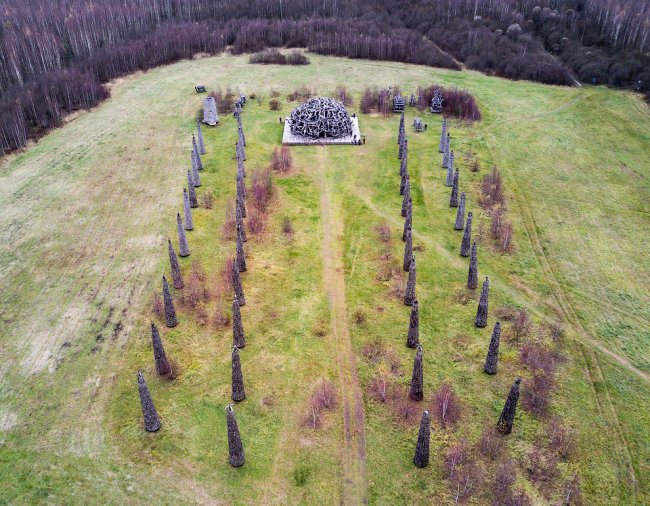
[398,114,520,468]
[137,107,252,467]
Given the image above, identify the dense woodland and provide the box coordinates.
[0,0,648,153]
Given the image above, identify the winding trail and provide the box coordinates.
[316,147,368,505]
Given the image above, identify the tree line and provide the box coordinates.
[1,0,648,153]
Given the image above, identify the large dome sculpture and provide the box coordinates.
[288,97,353,139]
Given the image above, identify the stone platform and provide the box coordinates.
[282,117,361,145]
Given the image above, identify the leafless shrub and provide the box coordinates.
[181,261,210,308]
[248,208,267,234]
[393,395,421,425]
[520,343,563,376]
[287,86,314,101]
[478,425,503,460]
[433,382,462,428]
[444,440,483,504]
[269,98,281,110]
[547,417,575,459]
[152,292,164,319]
[196,305,208,326]
[210,87,236,114]
[563,473,582,505]
[282,217,294,238]
[335,85,353,106]
[353,309,366,325]
[361,340,386,364]
[270,89,280,98]
[470,158,481,173]
[443,440,470,480]
[221,198,237,240]
[504,490,532,506]
[303,379,337,429]
[495,306,517,321]
[492,459,517,505]
[219,258,235,295]
[375,222,391,243]
[201,189,214,209]
[255,93,265,106]
[455,290,473,305]
[524,445,559,493]
[508,309,531,343]
[368,373,393,403]
[311,319,328,337]
[521,371,554,416]
[250,168,274,212]
[271,145,293,172]
[479,167,505,210]
[389,271,405,299]
[550,321,565,341]
[212,305,230,327]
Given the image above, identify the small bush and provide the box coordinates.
[181,261,210,308]
[368,373,392,403]
[508,309,531,342]
[335,85,353,106]
[248,209,267,235]
[521,371,553,416]
[282,217,294,237]
[524,445,559,492]
[479,167,505,210]
[353,309,366,325]
[269,98,281,110]
[270,89,280,98]
[493,459,517,505]
[287,86,314,102]
[563,474,582,505]
[433,382,461,428]
[249,48,287,65]
[210,88,236,114]
[547,417,575,459]
[393,396,421,425]
[201,189,214,209]
[360,87,377,113]
[520,343,563,376]
[250,168,274,212]
[418,85,481,121]
[255,93,265,106]
[550,321,565,341]
[375,222,391,244]
[221,198,237,240]
[478,425,503,460]
[303,379,337,429]
[287,50,310,65]
[270,145,293,172]
[470,158,481,173]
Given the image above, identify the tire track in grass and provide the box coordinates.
[315,147,368,505]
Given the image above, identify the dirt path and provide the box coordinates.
[316,147,368,505]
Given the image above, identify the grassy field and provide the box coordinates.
[0,52,648,505]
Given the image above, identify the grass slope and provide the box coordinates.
[0,53,648,504]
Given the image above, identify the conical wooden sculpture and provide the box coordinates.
[177,212,190,257]
[190,151,201,186]
[237,114,246,146]
[401,177,410,217]
[137,371,161,432]
[467,241,478,289]
[162,274,178,328]
[403,227,413,272]
[442,133,450,168]
[187,170,198,208]
[475,277,490,327]
[226,404,245,467]
[439,118,447,153]
[497,378,521,435]
[232,261,245,306]
[197,120,206,155]
[192,135,203,170]
[167,238,183,289]
[409,344,424,401]
[404,255,416,306]
[402,198,412,242]
[236,225,247,272]
[450,169,459,207]
[484,322,501,375]
[183,188,194,231]
[231,346,246,402]
[413,410,431,467]
[445,151,454,187]
[454,192,466,230]
[151,321,172,376]
[398,112,405,145]
[232,296,246,348]
[406,299,419,348]
[460,212,472,257]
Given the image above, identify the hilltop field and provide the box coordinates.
[0,53,648,504]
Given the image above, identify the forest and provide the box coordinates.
[0,0,648,153]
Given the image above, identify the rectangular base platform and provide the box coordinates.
[282,117,361,145]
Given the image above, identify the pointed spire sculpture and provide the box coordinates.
[399,155,407,178]
[231,346,246,402]
[167,238,183,289]
[406,299,419,348]
[232,261,245,306]
[475,277,490,327]
[445,151,455,187]
[409,344,424,401]
[232,296,246,348]
[403,227,413,272]
[183,188,194,231]
[398,111,405,145]
[226,404,245,466]
[187,170,198,208]
[450,169,459,207]
[237,114,246,146]
[404,255,416,306]
[151,321,172,376]
[177,212,190,257]
[402,138,408,165]
[398,136,404,160]
[401,177,410,217]
[400,168,408,196]
[137,371,161,432]
[237,188,247,219]
[460,212,472,257]
[497,378,521,435]
[236,225,247,272]
[191,151,201,186]
[442,133,450,168]
[238,133,246,161]
[197,120,206,154]
[236,202,247,242]
[413,410,431,467]
[402,199,412,242]
[192,135,203,170]
[454,192,466,230]
[484,322,501,375]
[162,275,178,328]
[439,117,447,153]
[468,241,478,289]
